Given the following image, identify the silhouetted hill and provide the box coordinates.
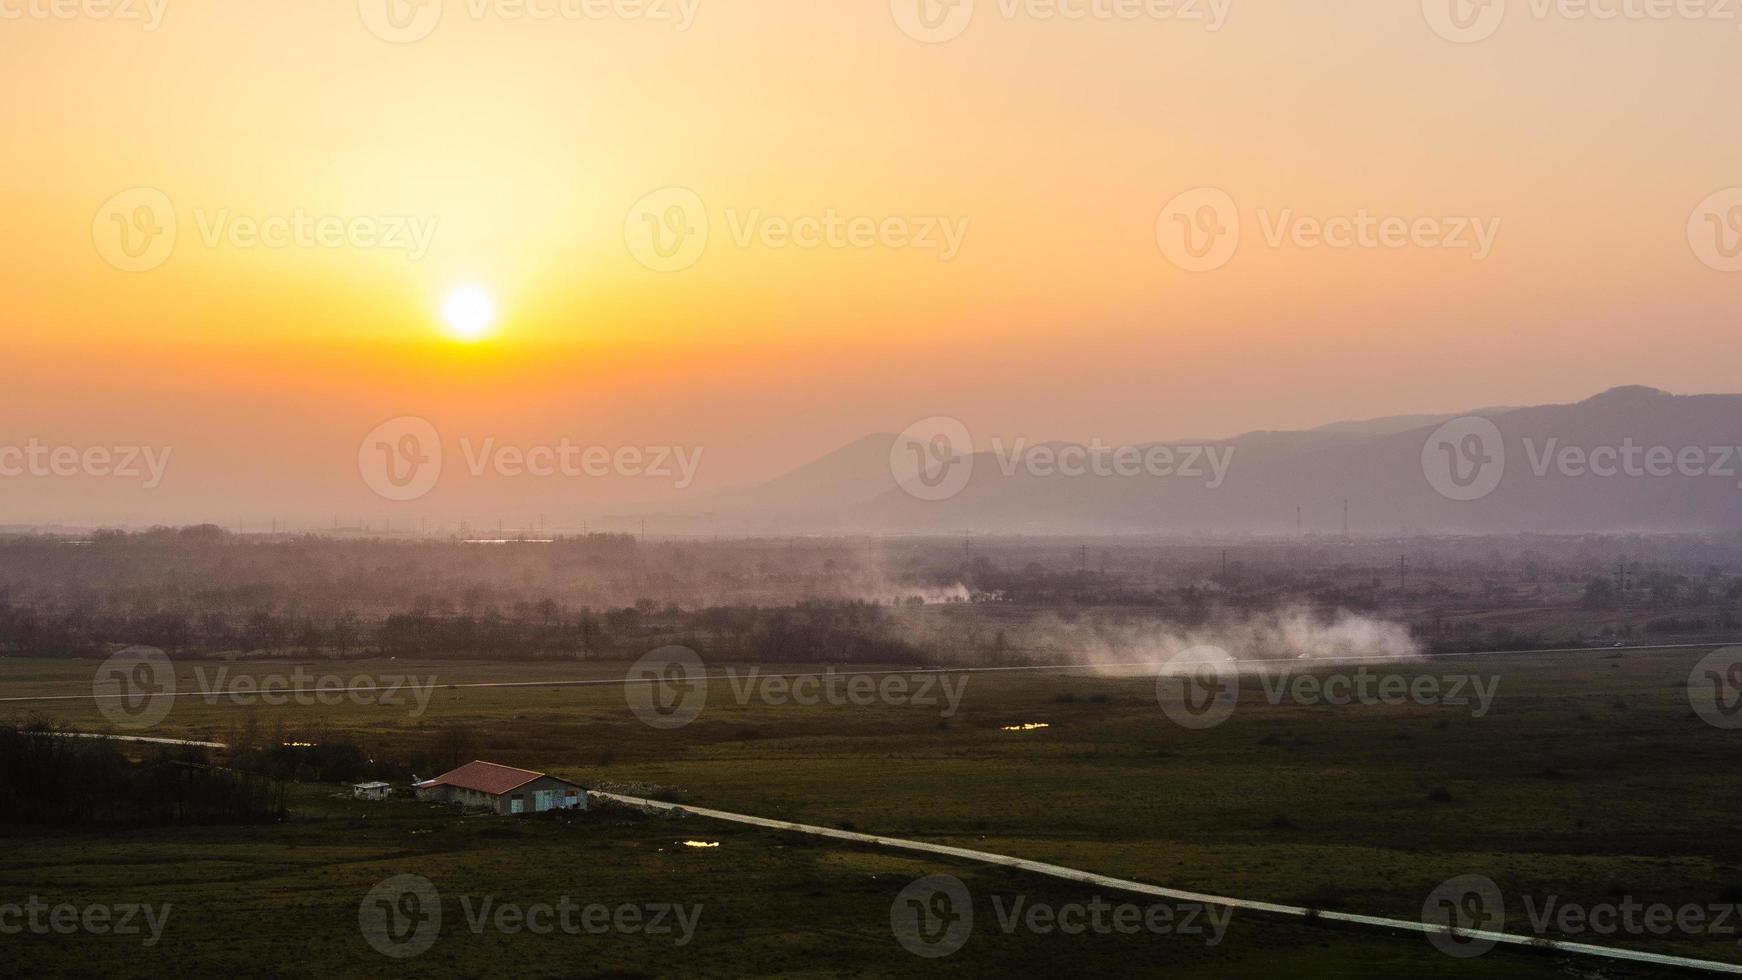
[665,388,1742,534]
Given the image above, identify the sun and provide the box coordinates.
[442,285,497,342]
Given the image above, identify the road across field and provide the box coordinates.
[593,791,1742,976]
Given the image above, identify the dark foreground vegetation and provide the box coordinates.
[0,723,283,827]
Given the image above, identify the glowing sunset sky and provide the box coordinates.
[2,0,1738,526]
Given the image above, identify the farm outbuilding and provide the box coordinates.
[413,761,587,815]
[352,781,393,801]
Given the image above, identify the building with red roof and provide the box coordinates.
[414,760,587,814]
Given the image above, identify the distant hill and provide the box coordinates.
[661,387,1742,535]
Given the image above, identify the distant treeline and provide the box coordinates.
[3,526,1741,662]
[0,723,283,827]
[0,526,943,662]
[0,596,933,664]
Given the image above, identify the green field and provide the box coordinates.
[2,646,1739,977]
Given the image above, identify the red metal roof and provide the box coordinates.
[420,761,546,796]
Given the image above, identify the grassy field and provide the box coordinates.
[2,645,1739,977]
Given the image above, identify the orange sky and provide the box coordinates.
[2,0,1739,527]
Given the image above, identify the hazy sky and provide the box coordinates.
[3,0,1739,526]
